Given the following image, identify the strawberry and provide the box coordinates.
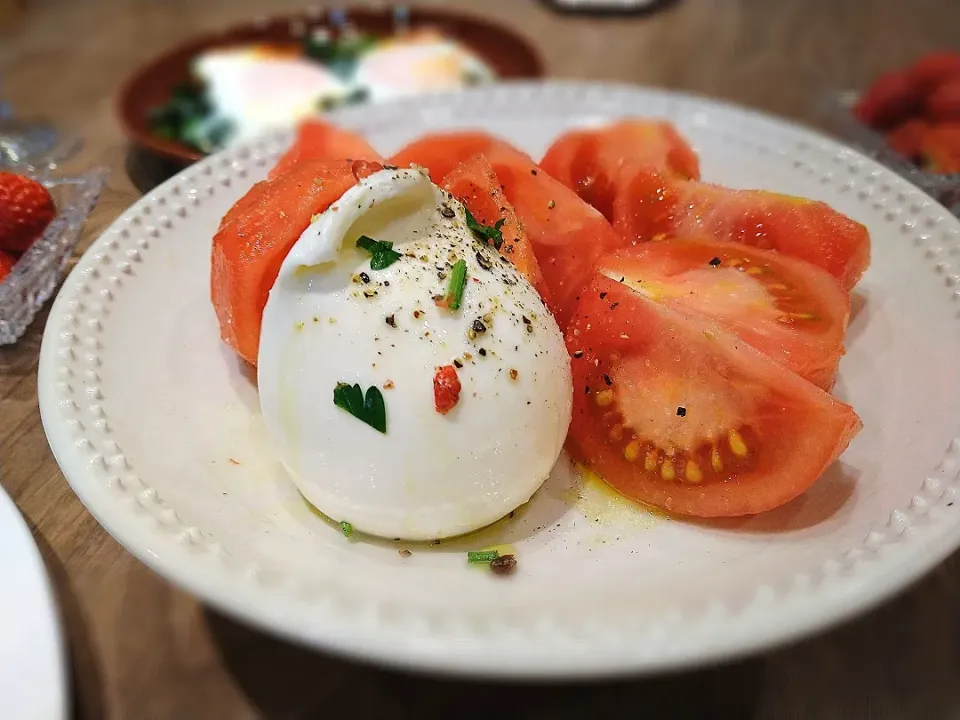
[854,70,924,129]
[886,118,930,158]
[0,172,56,253]
[907,51,960,92]
[926,80,960,121]
[0,250,14,283]
[920,122,960,173]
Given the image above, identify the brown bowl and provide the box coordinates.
[118,6,544,165]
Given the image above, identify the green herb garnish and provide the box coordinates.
[333,382,387,433]
[464,208,505,250]
[439,258,468,311]
[303,31,378,77]
[339,521,354,537]
[318,86,370,112]
[148,83,235,154]
[467,550,500,564]
[356,235,402,270]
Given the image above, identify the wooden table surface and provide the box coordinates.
[4,0,960,717]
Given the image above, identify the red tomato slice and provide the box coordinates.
[392,132,625,330]
[566,274,861,517]
[389,132,507,183]
[479,145,624,330]
[599,238,850,390]
[270,119,383,179]
[441,154,552,303]
[212,159,383,365]
[540,120,700,220]
[613,168,871,291]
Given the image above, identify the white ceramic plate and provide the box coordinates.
[0,485,67,718]
[39,82,960,678]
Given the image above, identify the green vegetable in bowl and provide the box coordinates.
[148,83,234,153]
[303,30,378,77]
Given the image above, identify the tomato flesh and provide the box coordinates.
[566,274,861,517]
[270,119,383,179]
[390,132,624,330]
[612,168,871,291]
[211,159,383,365]
[440,154,551,303]
[480,145,624,331]
[540,120,700,220]
[598,237,850,390]
[389,132,507,183]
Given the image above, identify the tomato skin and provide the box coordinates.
[598,237,851,390]
[270,119,383,179]
[211,159,383,365]
[613,168,871,291]
[390,132,624,330]
[481,147,624,331]
[566,274,861,518]
[433,365,462,415]
[543,132,618,221]
[390,132,507,183]
[440,155,551,303]
[540,120,700,221]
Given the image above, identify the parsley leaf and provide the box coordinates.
[464,208,505,250]
[440,259,468,311]
[356,235,402,270]
[333,382,387,433]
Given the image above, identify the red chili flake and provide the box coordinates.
[433,365,462,415]
[228,458,240,466]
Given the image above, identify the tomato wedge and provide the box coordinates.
[612,168,871,291]
[392,132,625,330]
[480,146,624,330]
[270,119,383,179]
[389,131,508,183]
[212,159,383,365]
[599,237,850,390]
[566,274,861,517]
[441,154,551,302]
[540,120,700,220]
